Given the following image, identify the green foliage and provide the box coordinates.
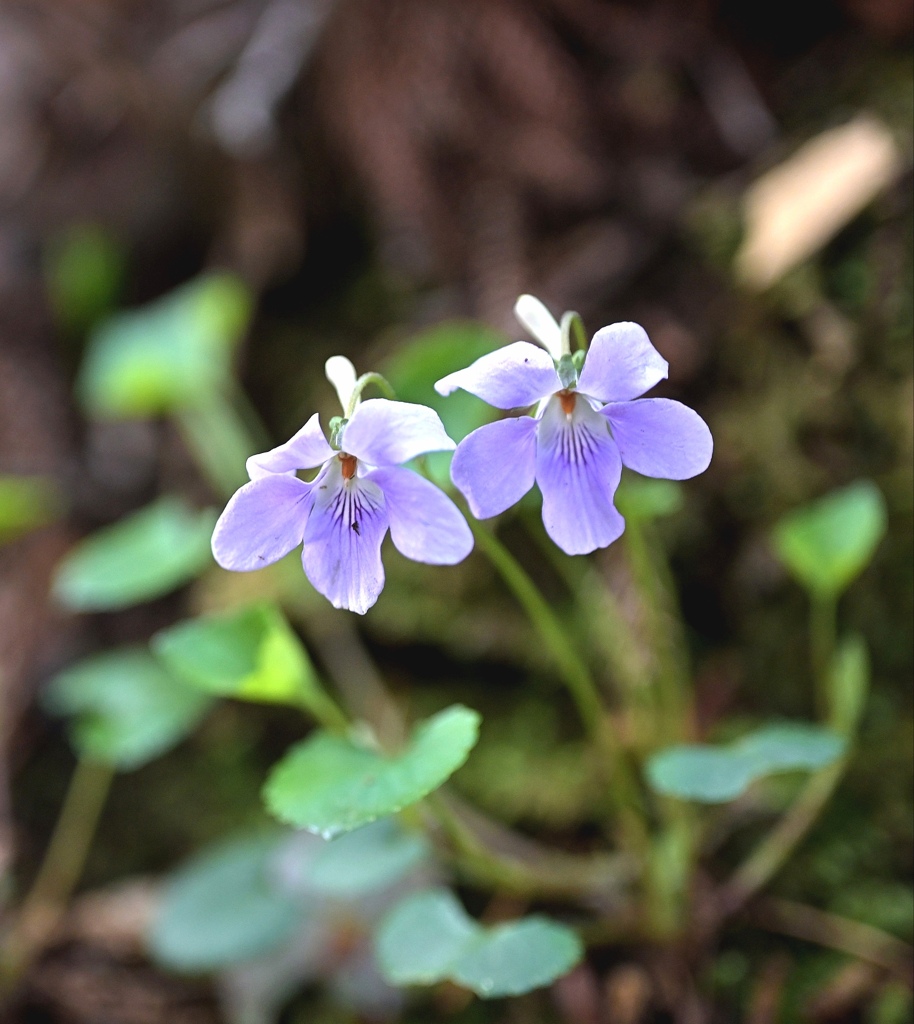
[44,648,212,770]
[151,821,431,976]
[263,705,480,838]
[615,475,684,520]
[376,889,583,998]
[150,834,302,972]
[646,723,846,803]
[827,633,870,734]
[773,481,887,598]
[384,321,504,483]
[78,273,252,417]
[453,700,601,828]
[53,497,217,611]
[0,475,63,544]
[303,819,429,897]
[45,223,125,334]
[152,603,341,725]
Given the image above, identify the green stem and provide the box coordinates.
[470,522,648,851]
[176,391,257,497]
[470,525,602,732]
[811,593,837,718]
[297,689,350,734]
[425,795,632,902]
[2,758,114,986]
[723,761,844,915]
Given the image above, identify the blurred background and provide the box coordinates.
[0,1,911,1022]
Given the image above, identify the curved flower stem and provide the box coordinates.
[2,758,114,988]
[469,522,649,853]
[470,524,602,732]
[346,372,396,416]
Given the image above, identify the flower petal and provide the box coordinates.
[325,355,358,413]
[367,466,473,564]
[246,413,334,480]
[577,322,669,403]
[450,417,537,519]
[602,398,713,479]
[434,342,561,410]
[535,396,625,555]
[301,461,389,614]
[212,475,312,570]
[514,294,563,360]
[341,399,455,467]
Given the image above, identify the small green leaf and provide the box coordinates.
[772,481,887,598]
[53,497,217,611]
[78,273,252,417]
[646,723,846,803]
[263,705,480,838]
[377,889,583,998]
[451,918,584,998]
[646,747,747,802]
[44,648,212,770]
[152,604,340,724]
[377,890,480,985]
[736,724,847,773]
[306,819,429,897]
[150,834,302,972]
[0,476,63,544]
[615,476,684,520]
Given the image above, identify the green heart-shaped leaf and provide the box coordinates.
[150,834,302,972]
[79,273,251,418]
[263,705,480,838]
[646,722,846,803]
[152,603,341,725]
[377,889,582,998]
[44,648,212,770]
[53,497,217,611]
[773,481,887,598]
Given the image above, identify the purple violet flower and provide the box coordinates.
[435,296,713,555]
[212,357,473,614]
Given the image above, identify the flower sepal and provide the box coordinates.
[557,353,578,390]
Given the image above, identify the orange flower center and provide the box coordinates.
[559,390,577,416]
[339,453,358,480]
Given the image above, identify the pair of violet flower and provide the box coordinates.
[212,297,713,613]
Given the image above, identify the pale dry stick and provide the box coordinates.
[751,897,914,985]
